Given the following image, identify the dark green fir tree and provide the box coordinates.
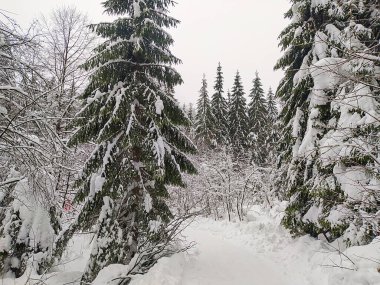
[211,63,229,145]
[229,71,249,152]
[248,72,269,165]
[195,74,216,147]
[66,0,197,282]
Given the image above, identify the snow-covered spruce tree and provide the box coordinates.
[195,74,216,148]
[0,16,61,277]
[65,0,197,282]
[266,87,279,163]
[275,0,380,245]
[248,72,269,165]
[227,89,232,108]
[187,103,195,124]
[185,103,195,140]
[229,71,249,153]
[211,63,229,145]
[267,87,278,122]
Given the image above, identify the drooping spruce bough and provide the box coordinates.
[275,0,379,245]
[66,0,197,282]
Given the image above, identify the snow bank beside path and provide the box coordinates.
[130,254,186,285]
[0,233,91,285]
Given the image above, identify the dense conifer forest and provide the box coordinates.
[0,0,379,284]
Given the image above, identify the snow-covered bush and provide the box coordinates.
[0,174,60,277]
[170,149,272,221]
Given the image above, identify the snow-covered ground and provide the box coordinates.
[130,203,380,285]
[131,221,303,285]
[1,202,379,285]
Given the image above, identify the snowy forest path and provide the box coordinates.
[130,204,326,285]
[180,220,310,285]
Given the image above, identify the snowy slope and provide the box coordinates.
[1,202,379,285]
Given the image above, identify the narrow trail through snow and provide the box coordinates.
[180,225,306,285]
[131,204,320,285]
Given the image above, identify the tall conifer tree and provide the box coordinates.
[187,103,195,124]
[67,0,197,282]
[229,71,249,152]
[266,87,279,162]
[226,89,232,140]
[195,75,215,147]
[248,72,269,165]
[267,87,278,122]
[227,89,231,108]
[211,63,229,145]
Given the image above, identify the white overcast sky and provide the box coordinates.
[2,0,290,105]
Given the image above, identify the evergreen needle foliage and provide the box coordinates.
[275,0,380,245]
[66,0,197,282]
[267,87,278,123]
[229,71,249,153]
[195,75,216,148]
[248,72,269,165]
[211,63,229,145]
[265,87,279,162]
